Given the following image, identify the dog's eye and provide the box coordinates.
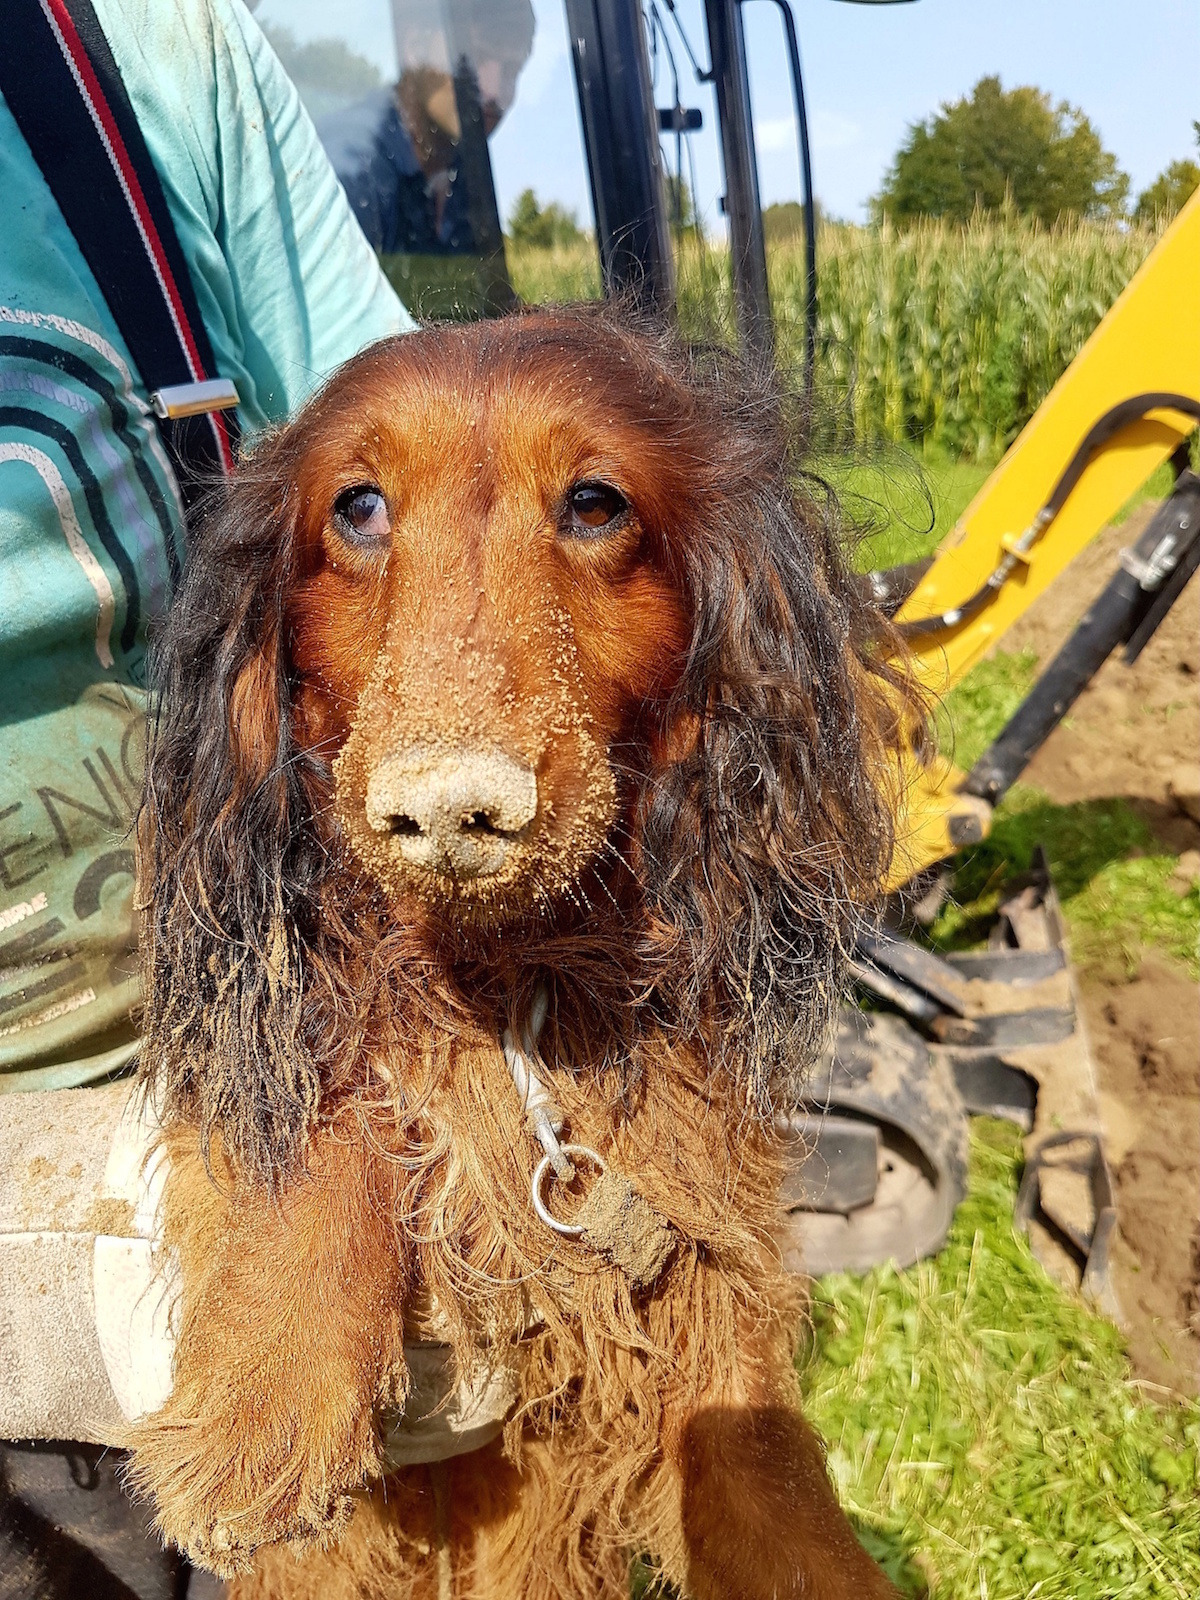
[562,481,629,537]
[332,484,390,547]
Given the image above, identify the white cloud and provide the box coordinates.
[811,110,862,153]
[755,116,795,154]
[754,109,862,157]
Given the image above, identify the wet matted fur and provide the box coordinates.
[130,305,912,1599]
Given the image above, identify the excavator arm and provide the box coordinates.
[789,193,1199,1289]
[889,191,1200,884]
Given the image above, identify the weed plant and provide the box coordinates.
[792,218,1159,459]
[507,218,1160,463]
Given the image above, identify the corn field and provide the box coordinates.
[506,218,1161,461]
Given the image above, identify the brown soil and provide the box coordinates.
[1003,505,1200,1394]
[1084,960,1200,1394]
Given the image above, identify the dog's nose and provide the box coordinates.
[364,746,538,879]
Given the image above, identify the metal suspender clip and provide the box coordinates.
[150,378,240,419]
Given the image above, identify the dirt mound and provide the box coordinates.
[1001,502,1200,1393]
[1081,959,1199,1393]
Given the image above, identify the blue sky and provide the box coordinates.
[255,0,1199,229]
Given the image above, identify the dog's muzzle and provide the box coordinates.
[364,745,538,880]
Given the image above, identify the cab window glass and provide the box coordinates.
[249,0,600,316]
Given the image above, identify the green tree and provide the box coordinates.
[1135,158,1200,223]
[762,200,831,244]
[259,23,381,100]
[507,189,584,249]
[876,76,1129,225]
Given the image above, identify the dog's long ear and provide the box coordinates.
[637,373,916,1107]
[138,439,327,1184]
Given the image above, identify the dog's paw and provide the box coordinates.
[170,1491,355,1577]
[126,1402,376,1576]
[163,1483,357,1577]
[174,1515,259,1579]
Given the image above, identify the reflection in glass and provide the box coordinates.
[260,1,538,316]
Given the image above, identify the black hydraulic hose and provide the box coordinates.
[893,564,1002,641]
[962,572,1146,802]
[897,393,1200,641]
[1038,393,1200,518]
[963,472,1200,804]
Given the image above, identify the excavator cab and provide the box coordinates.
[254,0,827,348]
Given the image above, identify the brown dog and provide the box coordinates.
[130,305,908,1599]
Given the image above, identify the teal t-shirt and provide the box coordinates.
[0,0,413,1091]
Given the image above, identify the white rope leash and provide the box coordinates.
[501,985,607,1235]
[499,988,674,1283]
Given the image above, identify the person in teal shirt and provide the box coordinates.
[0,1,411,1591]
[0,0,413,1096]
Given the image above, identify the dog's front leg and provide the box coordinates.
[671,1318,899,1600]
[127,1120,407,1577]
[676,1402,899,1600]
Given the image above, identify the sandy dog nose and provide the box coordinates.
[364,746,538,879]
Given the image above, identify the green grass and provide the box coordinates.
[936,649,1041,771]
[801,1119,1200,1598]
[816,445,993,574]
[506,240,602,305]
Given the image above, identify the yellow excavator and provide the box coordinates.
[805,191,1200,1311]
[891,194,1200,884]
